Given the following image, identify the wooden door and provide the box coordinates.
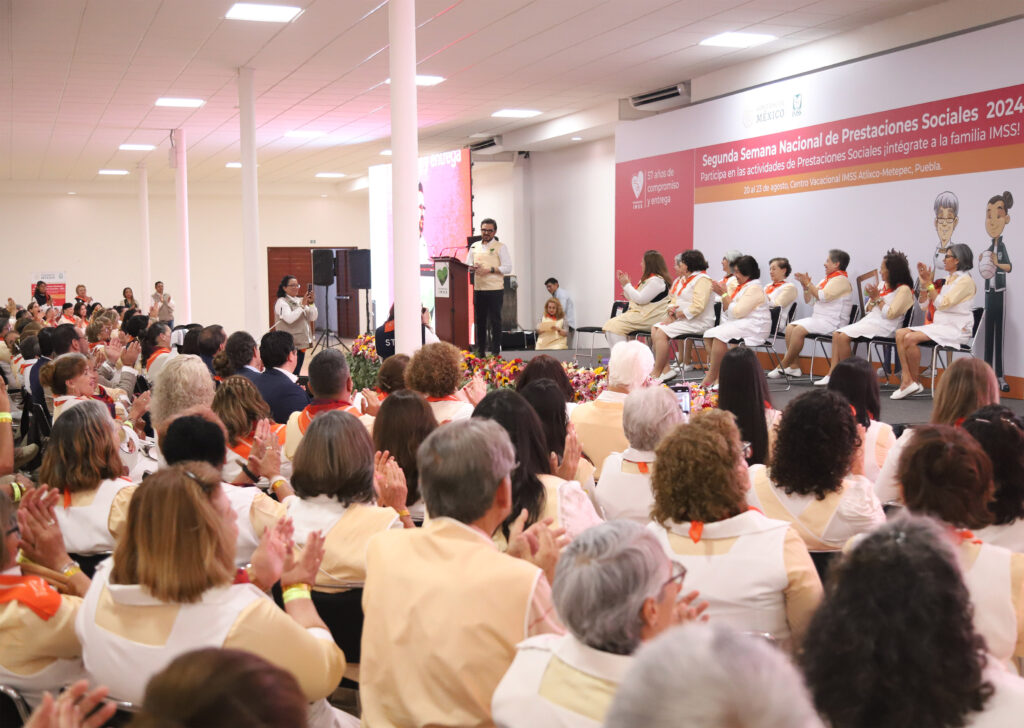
[335,248,360,338]
[266,247,314,327]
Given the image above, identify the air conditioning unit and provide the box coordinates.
[469,136,504,155]
[628,82,691,112]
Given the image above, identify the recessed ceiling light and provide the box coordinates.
[285,130,327,139]
[492,109,542,119]
[699,32,776,48]
[67,191,76,195]
[320,194,328,198]
[571,136,583,141]
[119,143,156,151]
[380,149,392,156]
[155,97,205,108]
[384,75,446,86]
[98,169,129,176]
[315,172,346,178]
[225,3,303,22]
[225,162,242,168]
[469,133,489,139]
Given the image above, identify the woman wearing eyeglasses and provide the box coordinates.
[274,275,317,375]
[747,390,885,555]
[646,409,822,651]
[891,243,977,399]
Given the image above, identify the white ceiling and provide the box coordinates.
[0,0,960,184]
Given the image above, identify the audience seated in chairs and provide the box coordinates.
[360,419,564,727]
[213,330,262,383]
[358,353,409,416]
[284,349,359,459]
[607,622,825,728]
[405,341,484,425]
[212,375,291,485]
[747,390,884,556]
[473,389,601,548]
[492,520,707,727]
[595,385,682,523]
[801,515,1024,728]
[896,424,1024,665]
[149,355,214,432]
[647,409,822,651]
[963,406,1024,552]
[76,463,353,727]
[570,341,654,478]
[519,379,597,501]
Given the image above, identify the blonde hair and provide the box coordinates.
[111,463,235,603]
[39,399,121,492]
[932,358,999,426]
[151,355,216,427]
[211,376,270,446]
[543,297,565,319]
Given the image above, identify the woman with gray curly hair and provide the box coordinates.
[491,520,705,727]
[150,354,215,428]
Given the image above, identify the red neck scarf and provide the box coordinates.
[731,279,752,298]
[764,280,786,295]
[0,575,62,619]
[297,399,358,434]
[426,394,462,403]
[818,270,848,289]
[146,347,171,371]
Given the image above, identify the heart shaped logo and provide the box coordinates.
[631,171,644,198]
[437,267,448,286]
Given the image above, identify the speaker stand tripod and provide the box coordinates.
[309,284,350,356]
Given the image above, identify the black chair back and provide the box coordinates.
[610,300,629,318]
[712,301,722,326]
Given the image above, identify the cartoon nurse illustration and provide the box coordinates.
[981,190,1013,392]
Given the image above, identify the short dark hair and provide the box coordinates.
[220,331,257,376]
[376,354,409,395]
[827,357,880,426]
[828,249,850,271]
[197,325,226,358]
[161,415,227,469]
[61,302,73,312]
[37,327,55,358]
[769,257,792,276]
[544,277,558,286]
[899,424,994,530]
[679,249,709,272]
[19,335,40,360]
[480,217,497,231]
[732,255,760,280]
[307,349,350,399]
[51,323,79,356]
[123,313,150,340]
[259,331,295,369]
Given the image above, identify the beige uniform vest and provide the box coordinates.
[570,399,628,479]
[471,241,506,291]
[360,517,545,727]
[55,478,135,556]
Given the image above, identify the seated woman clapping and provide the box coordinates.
[372,389,438,522]
[891,243,977,399]
[473,389,601,547]
[603,250,673,348]
[76,463,351,726]
[212,375,290,485]
[535,298,569,350]
[802,515,1024,728]
[748,390,885,552]
[492,520,707,727]
[42,400,136,557]
[647,409,823,650]
[770,249,853,379]
[816,249,915,387]
[700,255,771,387]
[897,425,1024,665]
[651,250,715,383]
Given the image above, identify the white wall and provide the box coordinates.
[526,138,616,330]
[0,181,369,334]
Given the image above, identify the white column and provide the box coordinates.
[136,163,151,292]
[388,0,420,355]
[238,67,261,334]
[172,128,192,323]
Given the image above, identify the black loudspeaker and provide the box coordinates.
[349,250,372,289]
[311,249,336,286]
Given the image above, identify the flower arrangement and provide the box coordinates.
[686,383,719,411]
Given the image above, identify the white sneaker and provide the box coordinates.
[657,369,678,383]
[814,375,830,386]
[784,367,803,377]
[766,367,784,379]
[681,364,695,372]
[890,381,924,400]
